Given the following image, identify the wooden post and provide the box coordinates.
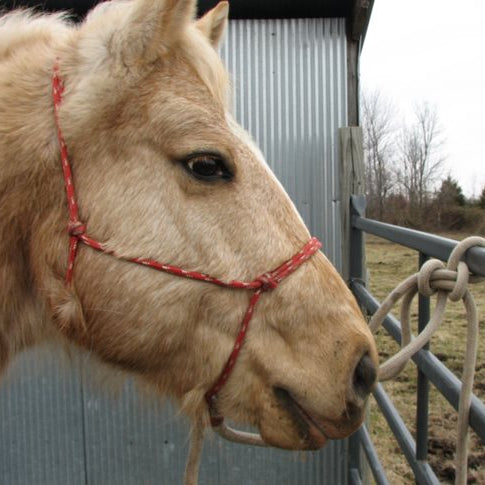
[340,126,365,282]
[346,41,360,127]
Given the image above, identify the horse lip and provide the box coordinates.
[273,387,329,448]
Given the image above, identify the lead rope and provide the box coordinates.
[369,236,485,485]
[184,419,269,485]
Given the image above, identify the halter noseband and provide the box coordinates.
[52,63,321,428]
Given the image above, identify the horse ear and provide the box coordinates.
[120,0,197,64]
[196,1,229,48]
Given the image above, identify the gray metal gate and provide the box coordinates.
[348,195,485,484]
[0,19,350,484]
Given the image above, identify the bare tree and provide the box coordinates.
[397,103,445,224]
[361,90,397,220]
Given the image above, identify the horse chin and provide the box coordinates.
[258,387,365,450]
[251,387,327,451]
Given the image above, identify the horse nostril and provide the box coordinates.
[352,353,377,399]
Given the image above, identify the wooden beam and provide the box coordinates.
[347,39,360,127]
[340,127,365,282]
[350,0,375,42]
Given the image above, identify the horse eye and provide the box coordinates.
[183,155,233,182]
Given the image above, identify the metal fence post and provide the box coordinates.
[348,195,367,484]
[349,195,366,285]
[416,253,431,468]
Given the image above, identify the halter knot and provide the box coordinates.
[68,221,87,237]
[256,272,280,291]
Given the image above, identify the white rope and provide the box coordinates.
[184,414,270,485]
[369,236,485,485]
[212,422,269,446]
[184,416,269,484]
[184,421,205,485]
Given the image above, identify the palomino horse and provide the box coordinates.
[0,0,378,480]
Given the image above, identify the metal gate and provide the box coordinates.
[348,195,485,484]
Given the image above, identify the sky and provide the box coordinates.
[360,0,485,198]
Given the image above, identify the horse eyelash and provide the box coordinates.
[179,151,234,182]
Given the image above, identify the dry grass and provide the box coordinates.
[365,234,485,484]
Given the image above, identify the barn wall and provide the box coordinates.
[221,18,348,268]
[0,18,349,485]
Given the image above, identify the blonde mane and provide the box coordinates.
[0,10,71,60]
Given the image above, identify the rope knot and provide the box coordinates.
[417,259,445,297]
[68,221,86,237]
[256,272,279,291]
[417,259,470,301]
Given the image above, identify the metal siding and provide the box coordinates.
[81,370,189,484]
[0,346,86,485]
[0,18,348,485]
[221,18,347,268]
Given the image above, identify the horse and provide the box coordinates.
[0,0,378,480]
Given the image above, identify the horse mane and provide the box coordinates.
[0,9,76,370]
[0,10,72,60]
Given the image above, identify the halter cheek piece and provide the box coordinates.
[52,63,321,427]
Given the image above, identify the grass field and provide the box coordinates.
[365,234,485,484]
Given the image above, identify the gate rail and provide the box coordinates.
[347,195,485,485]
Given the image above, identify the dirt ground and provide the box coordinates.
[365,234,485,484]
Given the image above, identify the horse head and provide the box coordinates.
[0,0,378,452]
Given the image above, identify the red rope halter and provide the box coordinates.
[52,63,322,426]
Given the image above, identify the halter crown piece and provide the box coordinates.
[52,62,321,436]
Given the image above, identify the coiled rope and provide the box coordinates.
[369,236,485,485]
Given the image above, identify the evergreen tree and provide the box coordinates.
[437,176,466,207]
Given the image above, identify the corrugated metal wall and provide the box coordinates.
[221,19,348,266]
[0,18,349,485]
